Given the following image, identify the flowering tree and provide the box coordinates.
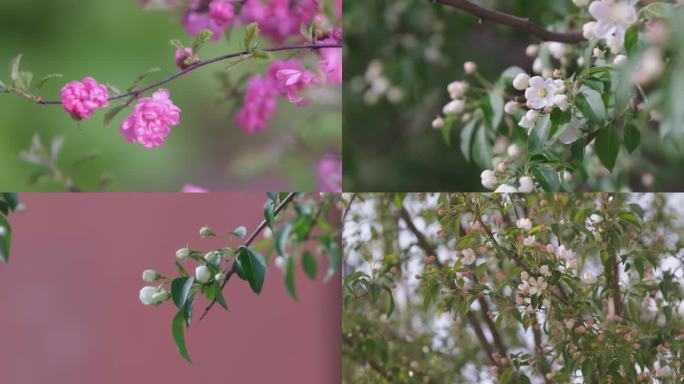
[139,192,341,361]
[344,0,684,191]
[343,193,684,382]
[1,0,342,191]
[0,193,21,264]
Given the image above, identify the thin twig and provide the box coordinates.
[199,192,296,320]
[33,43,341,105]
[430,0,585,43]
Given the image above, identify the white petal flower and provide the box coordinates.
[583,21,598,40]
[523,235,536,246]
[443,99,465,115]
[507,144,521,158]
[613,54,628,65]
[518,176,535,193]
[528,277,548,296]
[532,58,544,74]
[139,286,159,306]
[519,109,540,130]
[518,281,530,295]
[556,245,576,260]
[540,265,551,276]
[588,0,637,41]
[512,73,530,90]
[481,170,498,190]
[581,271,597,284]
[548,42,567,60]
[525,76,557,110]
[151,289,169,304]
[553,79,566,94]
[495,184,518,193]
[195,265,211,283]
[204,251,222,265]
[558,119,582,144]
[516,218,532,231]
[504,101,519,115]
[656,366,673,378]
[461,248,477,265]
[464,61,478,74]
[554,94,569,111]
[542,298,551,309]
[520,271,530,281]
[447,81,469,97]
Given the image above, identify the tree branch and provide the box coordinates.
[31,43,341,105]
[429,0,585,43]
[199,192,296,320]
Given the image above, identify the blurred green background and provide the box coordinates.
[0,0,340,191]
[342,0,684,191]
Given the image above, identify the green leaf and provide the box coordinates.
[301,251,317,279]
[275,221,293,257]
[532,166,561,192]
[10,54,22,83]
[471,123,493,170]
[624,25,639,55]
[528,113,551,152]
[382,286,395,317]
[103,105,128,125]
[640,2,674,19]
[250,49,273,63]
[459,118,478,162]
[36,73,63,91]
[237,246,266,294]
[172,310,192,362]
[285,256,298,300]
[2,193,19,211]
[575,86,606,125]
[213,282,228,310]
[264,200,275,230]
[175,261,189,277]
[595,125,620,171]
[230,226,247,239]
[243,23,260,52]
[0,216,11,263]
[171,277,194,309]
[192,29,213,54]
[488,88,504,129]
[183,293,196,327]
[623,123,640,153]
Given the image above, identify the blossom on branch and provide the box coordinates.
[60,77,109,121]
[120,89,181,148]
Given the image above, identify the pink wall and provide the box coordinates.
[0,193,341,384]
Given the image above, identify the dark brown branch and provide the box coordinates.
[199,192,296,320]
[478,297,507,357]
[430,0,585,43]
[32,43,341,105]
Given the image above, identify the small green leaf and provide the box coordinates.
[275,221,293,256]
[243,22,260,52]
[237,246,266,294]
[471,123,493,170]
[264,200,275,230]
[285,256,298,300]
[383,286,395,317]
[230,226,247,239]
[528,113,551,152]
[171,277,194,309]
[192,29,214,54]
[595,125,620,171]
[103,105,128,125]
[183,293,196,327]
[213,282,228,310]
[172,310,192,362]
[623,123,640,153]
[36,73,63,90]
[624,25,639,55]
[10,54,22,83]
[301,251,317,279]
[575,86,606,125]
[459,118,478,161]
[532,165,561,192]
[175,261,189,277]
[0,216,12,263]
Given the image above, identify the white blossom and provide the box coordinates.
[554,94,569,111]
[542,298,551,309]
[518,176,536,193]
[275,256,286,269]
[532,58,544,74]
[581,271,597,284]
[461,248,477,265]
[443,99,465,115]
[464,61,478,74]
[142,269,160,282]
[215,272,226,283]
[432,117,445,129]
[525,76,557,110]
[204,251,222,265]
[176,247,190,260]
[139,286,166,306]
[523,235,536,246]
[516,218,532,231]
[540,265,551,276]
[583,21,598,40]
[556,245,575,260]
[519,109,540,130]
[548,42,567,60]
[495,184,518,193]
[447,81,469,97]
[613,54,627,65]
[518,281,530,295]
[528,277,548,296]
[507,144,521,158]
[504,101,519,115]
[512,73,530,91]
[588,0,637,50]
[481,170,498,190]
[521,271,530,281]
[525,44,539,57]
[633,47,665,85]
[195,265,211,283]
[656,366,673,378]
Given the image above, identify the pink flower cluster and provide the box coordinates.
[60,77,109,120]
[182,0,235,40]
[240,0,319,44]
[319,32,343,85]
[175,47,195,70]
[235,59,317,134]
[317,156,342,192]
[120,89,181,148]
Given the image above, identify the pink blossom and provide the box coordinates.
[319,37,342,85]
[317,156,342,192]
[175,47,195,70]
[182,0,235,40]
[240,0,319,44]
[274,68,316,106]
[120,89,181,148]
[235,75,278,134]
[181,184,208,193]
[60,77,109,120]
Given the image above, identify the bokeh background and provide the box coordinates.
[343,0,684,191]
[0,0,340,191]
[0,193,341,383]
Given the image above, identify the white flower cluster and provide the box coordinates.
[511,73,569,132]
[432,62,481,129]
[517,271,551,313]
[480,169,536,193]
[356,59,404,105]
[460,248,477,265]
[582,0,637,54]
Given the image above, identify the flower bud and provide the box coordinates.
[204,251,222,265]
[142,269,160,282]
[554,94,569,111]
[139,286,159,306]
[176,247,191,260]
[199,225,215,237]
[275,256,285,269]
[214,272,226,283]
[504,101,519,115]
[195,265,211,283]
[512,73,530,91]
[518,176,535,193]
[525,44,539,57]
[464,61,477,74]
[443,99,465,115]
[613,55,627,66]
[152,289,170,304]
[507,144,521,158]
[432,116,445,129]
